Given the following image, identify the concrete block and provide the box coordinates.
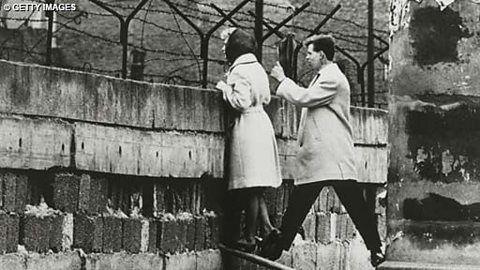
[377,214,386,241]
[205,215,220,249]
[314,187,329,213]
[22,215,51,253]
[316,212,332,244]
[276,251,293,267]
[346,215,357,240]
[48,215,64,252]
[164,252,196,270]
[350,107,388,145]
[22,213,69,253]
[347,234,374,270]
[354,146,389,184]
[25,252,82,270]
[153,183,167,217]
[335,214,349,241]
[184,217,196,251]
[102,216,123,253]
[61,213,74,251]
[53,173,80,213]
[147,219,157,253]
[0,116,72,170]
[85,253,165,270]
[1,171,28,213]
[73,214,103,253]
[316,241,345,270]
[292,242,317,270]
[0,253,24,270]
[122,218,143,253]
[193,216,206,251]
[74,122,225,178]
[157,218,181,254]
[196,249,222,270]
[327,187,342,213]
[0,212,19,253]
[78,174,108,215]
[302,213,316,241]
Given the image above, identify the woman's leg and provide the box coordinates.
[244,188,260,242]
[258,190,275,234]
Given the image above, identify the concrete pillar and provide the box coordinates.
[385,0,480,268]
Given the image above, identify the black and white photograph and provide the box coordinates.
[0,0,479,269]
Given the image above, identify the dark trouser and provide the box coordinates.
[279,180,382,252]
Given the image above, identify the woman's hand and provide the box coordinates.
[216,80,229,92]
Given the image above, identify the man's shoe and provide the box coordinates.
[259,229,283,260]
[370,251,385,267]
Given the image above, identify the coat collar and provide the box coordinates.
[228,53,258,72]
[317,62,336,74]
[309,62,337,87]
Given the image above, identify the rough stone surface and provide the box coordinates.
[196,249,223,270]
[25,252,82,270]
[0,212,19,253]
[388,0,480,266]
[292,242,317,270]
[0,254,24,270]
[85,253,165,270]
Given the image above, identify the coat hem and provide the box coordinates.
[294,175,358,186]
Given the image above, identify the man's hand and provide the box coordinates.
[270,62,286,83]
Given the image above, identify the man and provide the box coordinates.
[260,35,385,267]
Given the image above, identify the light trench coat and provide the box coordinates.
[222,53,282,190]
[277,62,359,185]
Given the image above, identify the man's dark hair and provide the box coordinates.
[303,35,335,61]
[225,29,257,64]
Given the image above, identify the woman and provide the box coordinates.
[216,28,282,251]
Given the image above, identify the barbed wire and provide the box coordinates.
[0,0,389,102]
[257,0,389,34]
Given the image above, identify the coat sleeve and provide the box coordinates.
[276,75,337,107]
[222,72,252,111]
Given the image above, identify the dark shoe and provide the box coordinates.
[259,229,283,260]
[370,251,385,267]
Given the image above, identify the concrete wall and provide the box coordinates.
[383,0,480,268]
[0,60,388,269]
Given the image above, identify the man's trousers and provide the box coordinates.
[279,180,382,252]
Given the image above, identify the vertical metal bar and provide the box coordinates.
[360,68,366,106]
[45,0,55,66]
[123,0,150,79]
[254,0,263,62]
[367,0,375,107]
[120,22,128,79]
[200,36,208,88]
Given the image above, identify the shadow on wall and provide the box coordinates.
[406,101,480,183]
[404,193,480,221]
[410,6,471,66]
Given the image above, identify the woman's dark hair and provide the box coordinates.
[225,29,257,63]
